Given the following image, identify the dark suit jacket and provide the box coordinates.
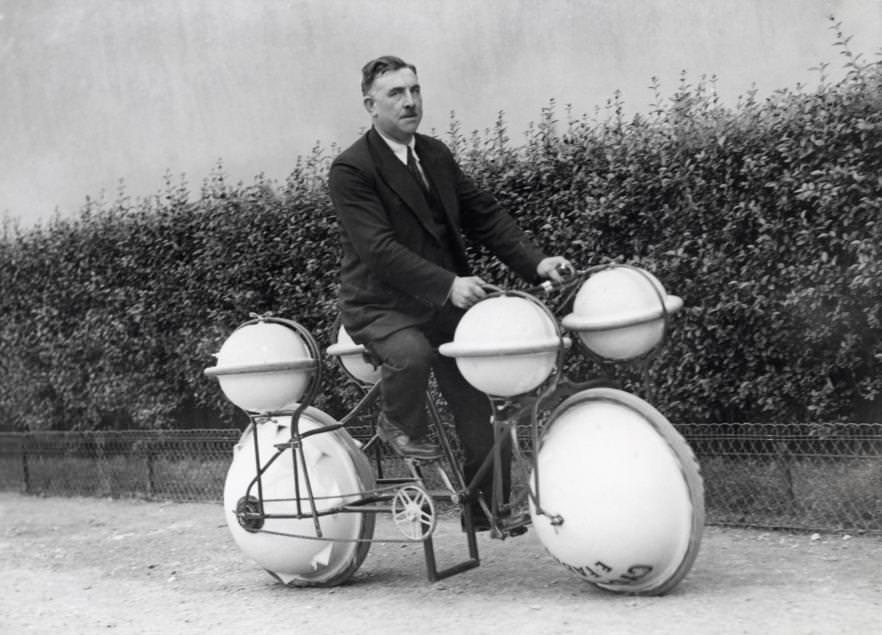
[329,127,545,344]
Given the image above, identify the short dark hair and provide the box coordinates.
[361,55,417,95]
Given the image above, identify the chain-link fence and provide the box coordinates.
[679,422,882,534]
[2,422,881,533]
[0,430,241,502]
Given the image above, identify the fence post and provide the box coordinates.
[145,441,156,498]
[21,433,30,493]
[775,438,796,513]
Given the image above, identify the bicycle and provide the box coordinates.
[204,264,704,595]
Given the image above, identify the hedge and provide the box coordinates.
[1,23,880,431]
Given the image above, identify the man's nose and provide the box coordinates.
[403,90,417,107]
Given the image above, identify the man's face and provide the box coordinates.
[363,67,422,143]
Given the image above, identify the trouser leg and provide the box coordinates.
[366,326,433,438]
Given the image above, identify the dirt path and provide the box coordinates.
[1,492,880,634]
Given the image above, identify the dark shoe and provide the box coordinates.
[507,524,529,538]
[461,505,528,537]
[461,507,492,533]
[376,414,442,460]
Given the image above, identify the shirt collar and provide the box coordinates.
[374,127,417,166]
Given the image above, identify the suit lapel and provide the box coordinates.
[367,129,440,241]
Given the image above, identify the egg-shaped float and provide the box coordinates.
[224,407,375,586]
[562,266,683,360]
[438,294,567,397]
[529,387,704,595]
[326,323,382,385]
[205,318,316,412]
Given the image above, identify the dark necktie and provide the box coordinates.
[406,146,430,195]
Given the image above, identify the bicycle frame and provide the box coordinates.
[211,265,704,591]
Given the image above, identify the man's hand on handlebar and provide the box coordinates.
[537,257,574,284]
[450,258,573,309]
[450,275,488,309]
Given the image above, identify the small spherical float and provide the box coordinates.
[438,294,568,397]
[204,317,317,412]
[326,323,382,385]
[223,408,376,586]
[529,387,704,595]
[561,266,683,360]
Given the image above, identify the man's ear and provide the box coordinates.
[363,96,375,116]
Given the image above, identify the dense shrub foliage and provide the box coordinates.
[2,26,880,431]
[0,158,352,431]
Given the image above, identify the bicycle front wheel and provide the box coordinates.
[529,387,704,595]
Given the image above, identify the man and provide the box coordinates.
[329,55,569,522]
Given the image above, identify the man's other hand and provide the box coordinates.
[537,257,573,283]
[449,276,488,309]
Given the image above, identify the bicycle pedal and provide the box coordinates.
[499,512,530,538]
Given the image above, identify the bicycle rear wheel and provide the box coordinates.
[223,406,375,586]
[529,387,704,595]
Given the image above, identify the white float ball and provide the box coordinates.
[327,324,382,385]
[562,267,682,360]
[210,320,313,412]
[441,296,561,397]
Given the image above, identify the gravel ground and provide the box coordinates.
[1,492,880,634]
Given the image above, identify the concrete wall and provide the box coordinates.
[1,0,880,225]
